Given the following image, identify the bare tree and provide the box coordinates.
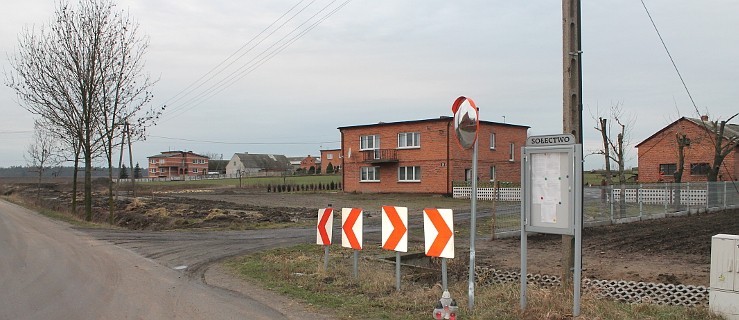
[594,104,634,218]
[700,113,739,182]
[25,121,62,203]
[6,0,159,221]
[594,104,634,184]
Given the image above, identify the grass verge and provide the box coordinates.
[226,244,723,320]
[1,194,104,228]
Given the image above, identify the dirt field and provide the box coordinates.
[3,181,738,287]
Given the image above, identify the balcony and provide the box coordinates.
[362,149,398,164]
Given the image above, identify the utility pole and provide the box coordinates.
[562,0,582,290]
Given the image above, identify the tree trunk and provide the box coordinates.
[72,153,79,215]
[84,142,93,222]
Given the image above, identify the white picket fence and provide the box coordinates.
[453,187,521,201]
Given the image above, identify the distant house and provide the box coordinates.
[147,151,209,178]
[287,157,303,171]
[299,155,321,173]
[226,153,291,176]
[636,116,739,182]
[320,149,342,174]
[338,116,529,194]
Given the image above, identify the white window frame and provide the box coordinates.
[360,166,380,182]
[490,166,496,182]
[150,168,156,173]
[509,143,515,162]
[326,154,333,160]
[360,135,380,151]
[398,166,421,182]
[398,132,420,149]
[192,168,199,173]
[160,167,166,173]
[490,133,496,150]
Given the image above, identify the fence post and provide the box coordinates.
[686,182,690,214]
[610,185,614,222]
[664,183,668,214]
[724,181,728,210]
[638,184,643,219]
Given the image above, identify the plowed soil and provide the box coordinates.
[3,180,737,287]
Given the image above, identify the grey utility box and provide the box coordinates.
[710,234,739,319]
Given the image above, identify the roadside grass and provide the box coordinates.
[1,194,103,228]
[227,243,723,320]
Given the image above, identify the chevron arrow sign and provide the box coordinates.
[316,207,333,245]
[381,206,408,252]
[423,208,454,259]
[341,208,363,250]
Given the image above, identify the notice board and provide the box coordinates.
[522,142,582,235]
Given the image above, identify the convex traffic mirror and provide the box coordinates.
[452,96,479,149]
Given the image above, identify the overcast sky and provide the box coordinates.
[1,0,737,170]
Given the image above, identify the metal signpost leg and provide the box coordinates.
[396,251,401,291]
[442,258,448,291]
[469,138,478,311]
[353,251,359,278]
[323,246,330,272]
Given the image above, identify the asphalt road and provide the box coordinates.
[0,199,327,320]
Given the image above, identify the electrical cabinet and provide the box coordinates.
[710,234,739,319]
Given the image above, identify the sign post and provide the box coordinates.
[316,206,334,272]
[341,208,363,278]
[520,134,583,316]
[452,96,480,310]
[381,206,408,291]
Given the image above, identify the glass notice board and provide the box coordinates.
[522,144,582,235]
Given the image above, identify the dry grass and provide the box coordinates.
[226,244,724,320]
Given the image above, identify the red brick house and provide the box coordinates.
[338,117,529,194]
[299,155,320,173]
[147,151,209,178]
[635,116,739,182]
[320,149,341,174]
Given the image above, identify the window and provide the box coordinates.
[398,132,420,148]
[659,163,677,176]
[360,167,379,181]
[160,168,166,173]
[398,166,421,182]
[490,133,496,149]
[509,143,515,161]
[690,163,710,175]
[150,159,156,164]
[360,135,379,150]
[150,168,156,173]
[326,154,333,160]
[490,166,496,181]
[192,168,199,173]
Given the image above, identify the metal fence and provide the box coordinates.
[453,181,739,235]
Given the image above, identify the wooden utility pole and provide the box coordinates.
[562,0,582,290]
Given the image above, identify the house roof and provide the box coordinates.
[148,150,208,159]
[337,116,529,130]
[635,116,739,148]
[234,153,290,170]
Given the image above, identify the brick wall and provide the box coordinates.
[339,118,528,194]
[320,149,341,174]
[637,119,738,182]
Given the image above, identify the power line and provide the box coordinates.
[160,0,352,123]
[639,0,701,117]
[163,0,352,120]
[162,0,315,115]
